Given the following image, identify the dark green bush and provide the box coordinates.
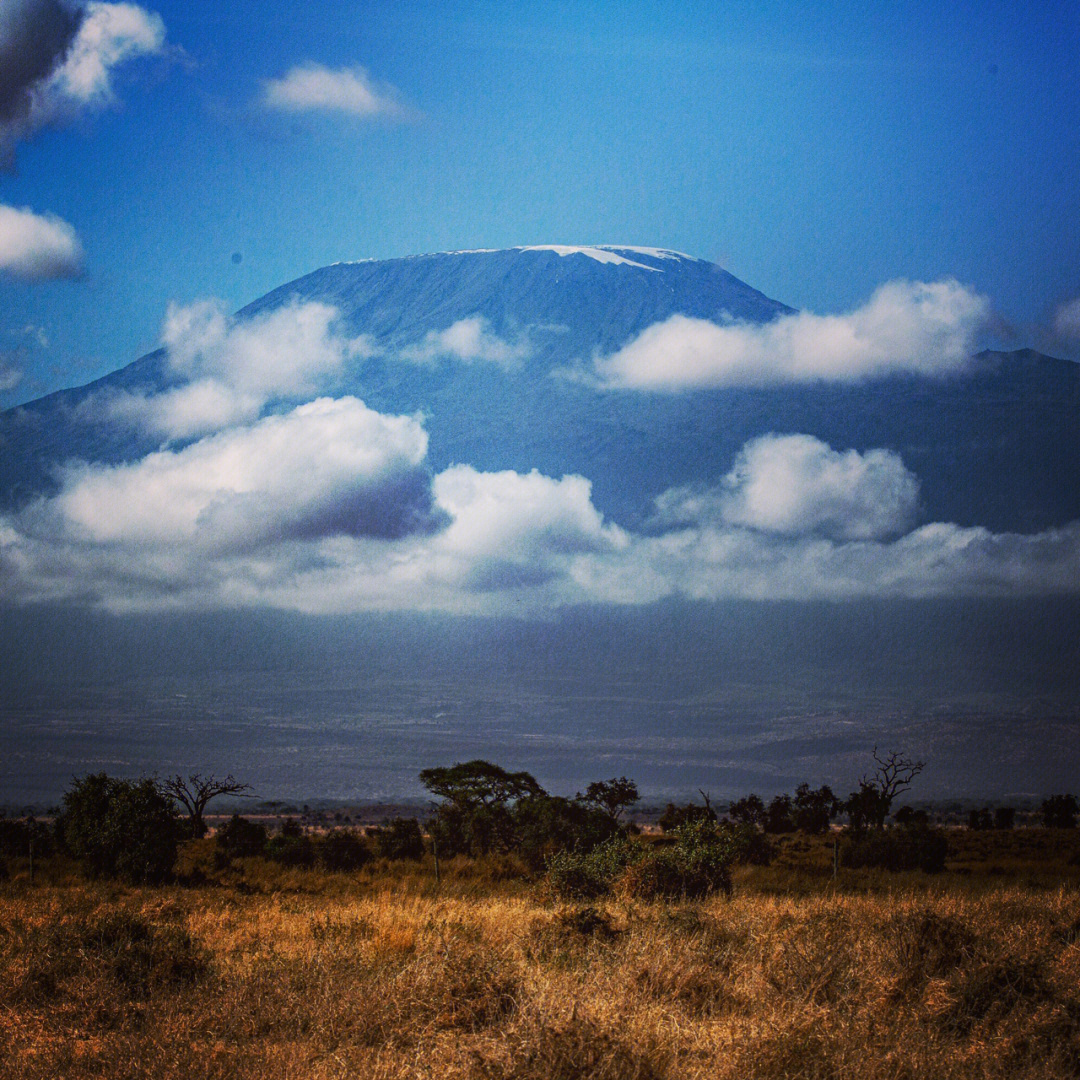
[1041,794,1078,829]
[842,824,948,873]
[265,819,315,867]
[546,836,641,900]
[658,801,716,832]
[319,829,371,871]
[619,819,742,900]
[213,814,267,867]
[548,819,752,901]
[374,817,425,860]
[513,795,618,870]
[60,773,179,884]
[0,815,54,859]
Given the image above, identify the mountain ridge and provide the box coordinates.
[2,247,1079,532]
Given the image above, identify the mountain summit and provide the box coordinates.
[1,246,1079,532]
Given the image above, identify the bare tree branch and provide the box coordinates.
[163,773,254,837]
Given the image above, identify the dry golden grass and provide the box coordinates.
[3,836,1080,1079]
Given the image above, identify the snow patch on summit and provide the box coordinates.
[518,246,662,271]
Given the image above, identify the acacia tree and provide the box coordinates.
[164,773,253,838]
[846,749,926,831]
[419,760,546,856]
[578,777,639,824]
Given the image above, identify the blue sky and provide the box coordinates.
[1,0,1078,404]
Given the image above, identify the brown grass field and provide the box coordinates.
[4,830,1080,1079]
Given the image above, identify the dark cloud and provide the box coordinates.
[0,0,83,166]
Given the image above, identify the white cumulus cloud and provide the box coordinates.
[594,279,989,390]
[3,424,1080,614]
[262,63,402,118]
[0,203,83,279]
[21,396,435,552]
[46,1,165,110]
[99,298,375,439]
[399,317,532,367]
[654,434,919,541]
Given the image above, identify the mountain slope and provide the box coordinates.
[1,246,1079,532]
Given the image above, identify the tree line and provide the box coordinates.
[2,753,1079,891]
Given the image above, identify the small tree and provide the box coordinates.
[793,784,839,834]
[994,806,1016,830]
[844,782,891,835]
[214,814,267,867]
[1041,794,1079,829]
[319,829,370,872]
[727,794,765,828]
[846,749,926,831]
[578,777,639,824]
[659,792,716,833]
[866,749,925,822]
[265,818,315,866]
[164,773,253,838]
[763,794,795,834]
[61,773,179,883]
[514,794,617,869]
[375,817,425,860]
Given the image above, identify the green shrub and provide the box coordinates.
[618,819,741,900]
[213,814,267,867]
[265,818,315,867]
[60,773,179,884]
[546,835,641,900]
[374,817,425,860]
[658,801,716,832]
[842,824,948,873]
[0,815,53,859]
[513,795,619,870]
[319,829,371,871]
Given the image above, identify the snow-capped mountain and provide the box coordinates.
[2,245,1078,532]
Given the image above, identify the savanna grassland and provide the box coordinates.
[4,830,1080,1080]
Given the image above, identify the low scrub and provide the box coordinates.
[842,823,949,873]
[547,820,752,901]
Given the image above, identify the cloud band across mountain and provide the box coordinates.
[3,409,1079,612]
[593,279,989,390]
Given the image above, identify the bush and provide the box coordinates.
[721,820,773,866]
[374,817,425,860]
[618,819,741,900]
[513,795,618,870]
[763,795,796,835]
[842,824,948,873]
[546,836,641,900]
[792,784,839,834]
[60,773,179,884]
[265,818,315,867]
[0,815,53,859]
[1041,794,1078,829]
[658,801,716,832]
[319,829,371,872]
[547,820,751,901]
[213,814,267,867]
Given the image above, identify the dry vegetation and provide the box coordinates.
[3,833,1080,1079]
